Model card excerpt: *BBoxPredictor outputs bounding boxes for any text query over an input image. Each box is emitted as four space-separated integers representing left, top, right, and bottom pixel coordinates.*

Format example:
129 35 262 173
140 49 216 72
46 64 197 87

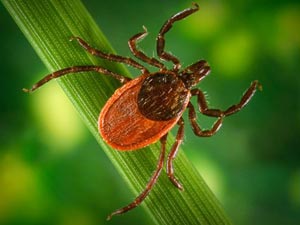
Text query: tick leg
167 117 184 190
107 134 167 220
70 37 149 74
188 102 223 137
191 80 262 118
157 3 199 71
128 26 165 69
23 65 131 93
188 80 261 136
223 80 262 116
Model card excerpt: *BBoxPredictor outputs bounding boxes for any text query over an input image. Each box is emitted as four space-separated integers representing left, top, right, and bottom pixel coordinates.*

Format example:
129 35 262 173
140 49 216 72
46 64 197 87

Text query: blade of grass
2 0 232 224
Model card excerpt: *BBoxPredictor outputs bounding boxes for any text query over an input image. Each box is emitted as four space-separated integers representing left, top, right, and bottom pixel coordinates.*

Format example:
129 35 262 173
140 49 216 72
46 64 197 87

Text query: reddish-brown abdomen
98 75 189 151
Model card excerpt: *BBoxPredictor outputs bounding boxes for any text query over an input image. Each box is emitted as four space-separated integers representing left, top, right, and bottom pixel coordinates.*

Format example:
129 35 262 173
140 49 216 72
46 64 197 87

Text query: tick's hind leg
23 65 131 93
167 118 185 190
157 3 199 71
70 37 149 74
107 134 168 220
128 26 165 69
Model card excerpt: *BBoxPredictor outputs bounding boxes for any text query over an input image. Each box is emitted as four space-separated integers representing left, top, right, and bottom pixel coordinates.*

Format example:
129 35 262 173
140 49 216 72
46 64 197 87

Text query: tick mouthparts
199 65 210 76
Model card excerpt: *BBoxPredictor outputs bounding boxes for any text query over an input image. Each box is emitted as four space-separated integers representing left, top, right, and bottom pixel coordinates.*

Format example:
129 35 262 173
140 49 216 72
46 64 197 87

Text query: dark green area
0 0 299 225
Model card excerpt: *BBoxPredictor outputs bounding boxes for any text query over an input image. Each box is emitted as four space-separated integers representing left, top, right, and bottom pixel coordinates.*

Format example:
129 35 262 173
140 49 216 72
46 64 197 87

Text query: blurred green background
0 0 299 225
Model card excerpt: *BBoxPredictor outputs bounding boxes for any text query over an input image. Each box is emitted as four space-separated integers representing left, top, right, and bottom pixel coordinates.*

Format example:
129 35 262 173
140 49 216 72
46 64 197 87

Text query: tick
23 3 261 220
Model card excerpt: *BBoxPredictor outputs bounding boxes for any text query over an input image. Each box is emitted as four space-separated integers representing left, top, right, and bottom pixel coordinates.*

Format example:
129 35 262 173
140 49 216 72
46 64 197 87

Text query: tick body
24 3 261 220
99 71 190 150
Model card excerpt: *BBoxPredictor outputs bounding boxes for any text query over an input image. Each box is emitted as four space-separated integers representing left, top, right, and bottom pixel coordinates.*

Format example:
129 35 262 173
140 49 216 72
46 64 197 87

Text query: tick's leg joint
71 36 149 74
188 80 261 136
128 27 165 69
167 117 185 191
188 102 223 137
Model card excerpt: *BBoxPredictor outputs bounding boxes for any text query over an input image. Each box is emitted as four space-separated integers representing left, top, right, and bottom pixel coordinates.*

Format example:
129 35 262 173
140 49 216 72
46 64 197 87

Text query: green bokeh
0 0 299 225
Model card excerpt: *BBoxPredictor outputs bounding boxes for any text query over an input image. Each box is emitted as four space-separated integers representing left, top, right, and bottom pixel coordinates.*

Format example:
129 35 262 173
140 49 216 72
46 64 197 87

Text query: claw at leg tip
258 83 263 91
142 25 148 32
107 211 119 221
106 215 112 221
192 2 199 9
171 179 184 191
255 80 263 91
177 184 184 191
22 88 30 93
69 36 76 42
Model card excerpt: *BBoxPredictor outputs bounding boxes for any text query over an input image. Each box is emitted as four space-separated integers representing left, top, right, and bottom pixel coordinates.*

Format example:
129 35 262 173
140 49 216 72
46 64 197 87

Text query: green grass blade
2 0 232 224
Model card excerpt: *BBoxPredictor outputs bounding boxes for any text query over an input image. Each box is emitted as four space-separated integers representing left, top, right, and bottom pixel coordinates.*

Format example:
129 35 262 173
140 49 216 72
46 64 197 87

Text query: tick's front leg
23 65 131 93
156 3 199 71
71 36 149 74
191 80 262 117
128 26 164 69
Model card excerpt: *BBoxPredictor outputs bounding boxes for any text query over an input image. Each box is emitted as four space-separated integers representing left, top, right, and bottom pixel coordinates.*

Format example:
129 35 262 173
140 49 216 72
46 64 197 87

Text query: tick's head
180 60 210 89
